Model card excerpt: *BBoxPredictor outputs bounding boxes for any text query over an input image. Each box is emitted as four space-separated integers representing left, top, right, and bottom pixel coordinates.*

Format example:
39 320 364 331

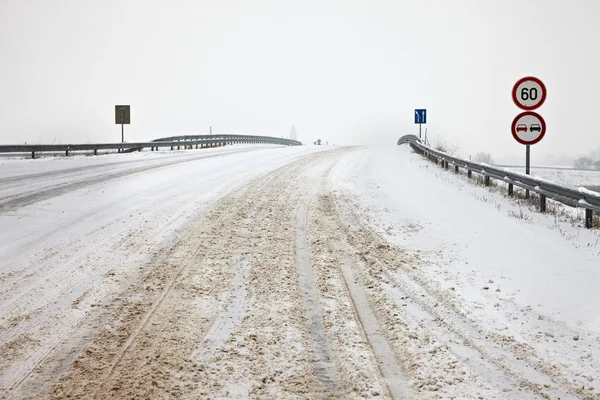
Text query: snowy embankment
330 145 600 399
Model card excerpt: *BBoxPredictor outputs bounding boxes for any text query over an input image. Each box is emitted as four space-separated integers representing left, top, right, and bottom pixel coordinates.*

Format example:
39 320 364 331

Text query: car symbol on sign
516 124 528 132
530 124 541 133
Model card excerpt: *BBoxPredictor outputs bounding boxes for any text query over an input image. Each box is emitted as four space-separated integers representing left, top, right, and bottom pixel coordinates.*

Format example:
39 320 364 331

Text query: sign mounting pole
115 105 131 153
414 109 427 140
121 108 124 144
526 145 531 199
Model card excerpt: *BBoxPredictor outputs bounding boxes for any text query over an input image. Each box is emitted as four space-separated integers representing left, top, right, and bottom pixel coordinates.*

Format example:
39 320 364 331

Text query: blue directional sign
414 109 427 124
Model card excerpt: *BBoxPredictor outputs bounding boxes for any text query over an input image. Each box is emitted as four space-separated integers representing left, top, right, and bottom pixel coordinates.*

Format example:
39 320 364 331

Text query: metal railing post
540 194 546 212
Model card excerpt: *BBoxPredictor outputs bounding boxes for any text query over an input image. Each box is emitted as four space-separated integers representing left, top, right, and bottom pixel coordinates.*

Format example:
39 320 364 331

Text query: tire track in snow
295 180 340 394
309 192 413 399
335 239 413 400
192 260 251 361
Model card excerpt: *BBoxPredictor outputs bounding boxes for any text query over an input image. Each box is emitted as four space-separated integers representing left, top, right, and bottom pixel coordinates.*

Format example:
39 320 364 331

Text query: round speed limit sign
512 77 547 110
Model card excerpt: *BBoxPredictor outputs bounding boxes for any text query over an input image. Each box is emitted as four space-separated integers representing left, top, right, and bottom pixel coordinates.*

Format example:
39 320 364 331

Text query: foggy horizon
1 0 599 164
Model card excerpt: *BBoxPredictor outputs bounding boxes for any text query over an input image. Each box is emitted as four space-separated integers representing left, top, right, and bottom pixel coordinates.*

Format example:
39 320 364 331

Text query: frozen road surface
1 145 599 399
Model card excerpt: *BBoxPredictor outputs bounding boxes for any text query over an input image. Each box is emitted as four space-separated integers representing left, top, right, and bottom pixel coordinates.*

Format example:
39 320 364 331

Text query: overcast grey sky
1 0 598 162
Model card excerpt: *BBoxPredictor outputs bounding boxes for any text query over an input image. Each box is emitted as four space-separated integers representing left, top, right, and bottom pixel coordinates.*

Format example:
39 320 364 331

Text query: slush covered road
1 145 599 399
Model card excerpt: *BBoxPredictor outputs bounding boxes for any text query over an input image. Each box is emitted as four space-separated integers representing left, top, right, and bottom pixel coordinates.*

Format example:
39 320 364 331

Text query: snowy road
1 145 599 399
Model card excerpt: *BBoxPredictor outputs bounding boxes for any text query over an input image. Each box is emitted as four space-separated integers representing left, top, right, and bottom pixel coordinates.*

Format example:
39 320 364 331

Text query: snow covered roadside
0 145 327 397
330 145 600 399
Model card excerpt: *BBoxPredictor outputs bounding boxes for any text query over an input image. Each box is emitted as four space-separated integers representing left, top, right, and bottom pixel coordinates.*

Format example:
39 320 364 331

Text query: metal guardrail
0 134 302 158
152 134 301 146
398 134 600 228
397 135 422 145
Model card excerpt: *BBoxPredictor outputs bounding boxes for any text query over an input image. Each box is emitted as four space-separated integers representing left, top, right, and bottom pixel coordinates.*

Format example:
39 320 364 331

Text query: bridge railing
398 134 600 228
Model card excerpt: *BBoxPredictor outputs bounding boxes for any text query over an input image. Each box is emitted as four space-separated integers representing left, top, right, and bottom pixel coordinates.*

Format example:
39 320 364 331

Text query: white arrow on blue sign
414 109 427 124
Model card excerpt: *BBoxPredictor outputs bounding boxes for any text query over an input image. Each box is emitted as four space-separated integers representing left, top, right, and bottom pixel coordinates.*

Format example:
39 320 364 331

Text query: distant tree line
573 157 600 170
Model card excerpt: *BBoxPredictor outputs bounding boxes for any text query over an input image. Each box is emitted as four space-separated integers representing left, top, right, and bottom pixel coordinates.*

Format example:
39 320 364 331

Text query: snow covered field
1 144 599 399
504 165 600 191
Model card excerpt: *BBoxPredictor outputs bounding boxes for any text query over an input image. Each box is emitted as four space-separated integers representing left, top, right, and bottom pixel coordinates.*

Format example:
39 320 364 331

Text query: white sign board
511 111 546 145
512 77 547 110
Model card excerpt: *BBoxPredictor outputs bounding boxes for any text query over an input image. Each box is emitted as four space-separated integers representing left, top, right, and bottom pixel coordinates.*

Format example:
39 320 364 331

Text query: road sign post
511 77 547 199
526 145 531 198
121 108 124 144
115 105 131 152
414 109 427 139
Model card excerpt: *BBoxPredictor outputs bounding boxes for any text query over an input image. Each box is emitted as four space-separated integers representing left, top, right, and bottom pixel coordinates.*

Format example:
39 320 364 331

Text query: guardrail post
467 170 472 178
31 151 35 159
445 161 449 170
94 149 97 155
65 149 69 157
586 209 593 228
508 183 513 196
485 176 490 186
454 165 459 173
540 194 546 212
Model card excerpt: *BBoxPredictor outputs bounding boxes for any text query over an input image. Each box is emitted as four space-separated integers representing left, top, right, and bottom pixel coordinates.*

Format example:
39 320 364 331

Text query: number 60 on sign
512 77 547 110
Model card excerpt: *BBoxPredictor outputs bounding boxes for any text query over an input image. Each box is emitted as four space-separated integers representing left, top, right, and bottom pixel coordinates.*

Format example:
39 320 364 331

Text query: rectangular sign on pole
115 105 131 124
115 105 130 147
414 109 427 124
